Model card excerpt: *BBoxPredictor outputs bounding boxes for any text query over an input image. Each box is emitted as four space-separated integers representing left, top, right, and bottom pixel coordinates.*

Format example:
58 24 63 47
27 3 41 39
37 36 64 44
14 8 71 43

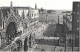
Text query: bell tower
35 4 37 9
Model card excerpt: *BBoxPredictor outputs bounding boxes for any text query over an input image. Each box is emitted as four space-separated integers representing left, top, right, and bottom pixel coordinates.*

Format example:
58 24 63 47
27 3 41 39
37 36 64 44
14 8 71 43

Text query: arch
6 22 17 45
24 38 28 51
5 15 19 32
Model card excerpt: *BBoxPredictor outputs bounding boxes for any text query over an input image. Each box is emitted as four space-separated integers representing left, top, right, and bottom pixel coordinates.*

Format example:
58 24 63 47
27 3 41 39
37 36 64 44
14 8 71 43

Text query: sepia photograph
0 0 80 52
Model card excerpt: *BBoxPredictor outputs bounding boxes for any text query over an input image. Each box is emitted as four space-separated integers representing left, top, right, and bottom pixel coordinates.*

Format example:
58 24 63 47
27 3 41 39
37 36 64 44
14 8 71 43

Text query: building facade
0 2 39 51
72 2 79 47
63 11 72 47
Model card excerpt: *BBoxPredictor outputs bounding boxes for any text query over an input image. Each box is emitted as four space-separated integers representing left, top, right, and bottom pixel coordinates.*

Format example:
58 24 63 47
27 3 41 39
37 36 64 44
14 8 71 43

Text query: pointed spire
15 8 19 15
22 10 25 19
58 15 59 24
10 1 14 15
10 1 13 7
1 7 3 18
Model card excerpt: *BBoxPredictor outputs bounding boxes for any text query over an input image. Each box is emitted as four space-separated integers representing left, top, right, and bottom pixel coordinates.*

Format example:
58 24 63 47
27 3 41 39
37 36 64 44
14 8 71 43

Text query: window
77 20 79 22
73 12 75 14
77 27 79 30
69 39 71 44
70 16 72 19
29 13 31 17
77 4 79 7
77 12 79 15
77 22 79 28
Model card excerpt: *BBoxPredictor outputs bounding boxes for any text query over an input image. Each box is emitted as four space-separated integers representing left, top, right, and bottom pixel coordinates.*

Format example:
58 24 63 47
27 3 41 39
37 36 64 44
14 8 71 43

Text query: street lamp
72 31 73 52
54 37 56 50
64 27 66 52
65 33 66 52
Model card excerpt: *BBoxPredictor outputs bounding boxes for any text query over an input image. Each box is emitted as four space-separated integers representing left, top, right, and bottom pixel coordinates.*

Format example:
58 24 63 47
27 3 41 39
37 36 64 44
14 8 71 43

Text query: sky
0 0 80 10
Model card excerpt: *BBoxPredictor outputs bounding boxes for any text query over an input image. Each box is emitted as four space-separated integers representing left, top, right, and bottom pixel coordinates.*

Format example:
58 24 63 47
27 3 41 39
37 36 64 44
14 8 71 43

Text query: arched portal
6 22 17 45
24 38 28 51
